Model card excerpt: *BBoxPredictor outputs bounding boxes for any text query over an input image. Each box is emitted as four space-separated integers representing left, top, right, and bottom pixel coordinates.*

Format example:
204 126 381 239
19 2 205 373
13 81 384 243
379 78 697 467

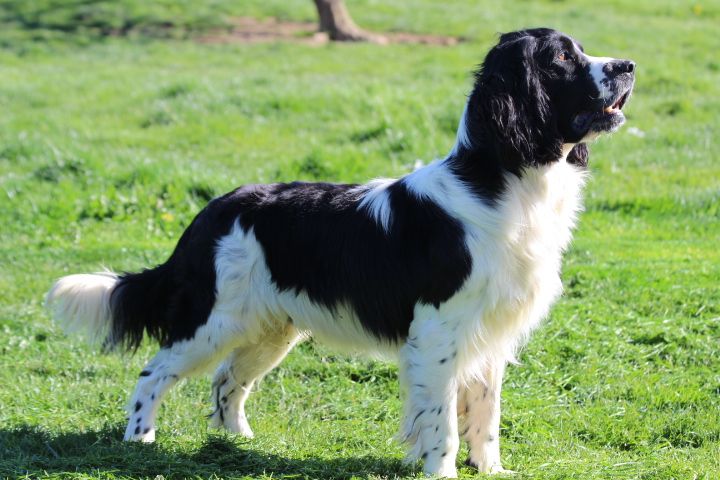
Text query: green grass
1 1 719 478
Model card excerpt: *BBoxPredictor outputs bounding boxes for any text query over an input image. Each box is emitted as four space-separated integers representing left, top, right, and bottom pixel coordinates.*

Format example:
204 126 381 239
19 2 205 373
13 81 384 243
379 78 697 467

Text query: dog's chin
572 109 626 138
572 88 632 138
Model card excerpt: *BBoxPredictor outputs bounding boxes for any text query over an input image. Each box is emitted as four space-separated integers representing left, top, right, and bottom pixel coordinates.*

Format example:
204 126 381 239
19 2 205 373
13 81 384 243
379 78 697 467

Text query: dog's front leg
457 360 512 474
399 311 460 478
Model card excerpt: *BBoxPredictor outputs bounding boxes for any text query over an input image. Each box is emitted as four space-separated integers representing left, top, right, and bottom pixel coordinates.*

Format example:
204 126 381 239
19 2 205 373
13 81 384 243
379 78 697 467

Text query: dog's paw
424 456 458 478
209 410 254 438
123 426 155 443
465 457 515 475
225 416 255 438
424 465 458 478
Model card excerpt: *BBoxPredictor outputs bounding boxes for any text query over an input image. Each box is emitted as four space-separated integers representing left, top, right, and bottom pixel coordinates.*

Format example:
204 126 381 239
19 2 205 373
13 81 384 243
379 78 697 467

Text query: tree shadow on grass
0 424 416 479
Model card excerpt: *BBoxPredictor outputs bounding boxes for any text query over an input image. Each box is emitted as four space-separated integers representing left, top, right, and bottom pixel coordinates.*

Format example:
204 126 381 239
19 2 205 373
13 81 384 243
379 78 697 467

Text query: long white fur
45 272 118 345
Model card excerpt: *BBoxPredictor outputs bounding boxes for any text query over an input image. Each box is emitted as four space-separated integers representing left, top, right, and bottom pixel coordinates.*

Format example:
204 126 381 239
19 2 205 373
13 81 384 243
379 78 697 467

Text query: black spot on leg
460 426 469 436
139 370 151 377
241 381 247 387
421 452 428 460
214 381 227 423
433 447 439 451
441 452 447 457
134 401 142 412
439 358 447 364
409 409 425 432
221 396 227 404
437 406 442 415
488 435 496 442
476 428 481 434
483 386 489 399
465 457 479 469
151 394 155 400
143 428 150 434
136 417 141 424
134 426 140 435
465 404 470 414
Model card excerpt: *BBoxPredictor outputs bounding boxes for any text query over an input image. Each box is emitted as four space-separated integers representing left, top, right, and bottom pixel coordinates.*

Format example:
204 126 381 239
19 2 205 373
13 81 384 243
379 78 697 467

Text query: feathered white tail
45 272 119 345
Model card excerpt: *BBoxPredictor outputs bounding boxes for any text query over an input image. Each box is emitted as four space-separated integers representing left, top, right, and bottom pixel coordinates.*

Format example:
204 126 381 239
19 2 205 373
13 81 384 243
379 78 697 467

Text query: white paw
123 426 155 443
226 416 254 438
434 466 458 478
488 465 515 475
466 458 515 475
424 458 458 478
209 411 254 438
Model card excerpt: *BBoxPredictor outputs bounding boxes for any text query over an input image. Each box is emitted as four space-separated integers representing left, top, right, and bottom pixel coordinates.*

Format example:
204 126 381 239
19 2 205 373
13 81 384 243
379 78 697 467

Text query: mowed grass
1 1 719 478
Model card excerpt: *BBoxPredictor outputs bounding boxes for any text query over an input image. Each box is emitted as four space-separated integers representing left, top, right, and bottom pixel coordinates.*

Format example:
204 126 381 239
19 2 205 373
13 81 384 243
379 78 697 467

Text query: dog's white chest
503 160 586 275
457 160 587 364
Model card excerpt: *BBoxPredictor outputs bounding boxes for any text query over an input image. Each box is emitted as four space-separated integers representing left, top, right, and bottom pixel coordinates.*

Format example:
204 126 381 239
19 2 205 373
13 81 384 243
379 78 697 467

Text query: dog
46 28 635 477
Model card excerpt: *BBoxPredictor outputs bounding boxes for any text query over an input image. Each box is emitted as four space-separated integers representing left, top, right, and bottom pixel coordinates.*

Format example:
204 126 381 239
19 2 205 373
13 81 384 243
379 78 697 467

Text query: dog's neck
443 97 565 203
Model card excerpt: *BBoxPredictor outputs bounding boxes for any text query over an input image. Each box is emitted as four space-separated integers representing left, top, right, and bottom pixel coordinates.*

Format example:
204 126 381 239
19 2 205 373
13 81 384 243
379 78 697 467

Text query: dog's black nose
607 60 635 75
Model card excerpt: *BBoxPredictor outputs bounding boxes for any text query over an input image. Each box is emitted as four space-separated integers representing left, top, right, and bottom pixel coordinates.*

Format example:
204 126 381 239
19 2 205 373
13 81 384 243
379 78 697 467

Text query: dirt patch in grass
197 17 462 46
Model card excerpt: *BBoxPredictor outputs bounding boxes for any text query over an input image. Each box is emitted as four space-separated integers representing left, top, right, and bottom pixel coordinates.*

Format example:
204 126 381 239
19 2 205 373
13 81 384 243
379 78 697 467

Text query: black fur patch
237 181 471 341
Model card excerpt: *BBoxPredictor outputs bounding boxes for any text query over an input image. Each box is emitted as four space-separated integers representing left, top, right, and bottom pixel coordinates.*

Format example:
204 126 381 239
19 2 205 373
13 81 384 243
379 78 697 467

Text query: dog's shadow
1 424 417 479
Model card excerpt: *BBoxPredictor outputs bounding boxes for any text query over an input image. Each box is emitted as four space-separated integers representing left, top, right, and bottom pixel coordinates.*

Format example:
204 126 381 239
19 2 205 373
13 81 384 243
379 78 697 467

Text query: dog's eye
557 51 570 62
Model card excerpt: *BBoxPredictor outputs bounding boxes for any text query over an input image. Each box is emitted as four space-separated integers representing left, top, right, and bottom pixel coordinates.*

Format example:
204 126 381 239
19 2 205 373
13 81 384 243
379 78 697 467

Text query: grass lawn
1 1 719 478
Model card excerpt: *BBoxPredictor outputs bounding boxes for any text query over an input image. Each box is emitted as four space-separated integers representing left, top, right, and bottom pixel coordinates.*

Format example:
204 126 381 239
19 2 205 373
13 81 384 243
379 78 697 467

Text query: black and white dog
47 28 634 477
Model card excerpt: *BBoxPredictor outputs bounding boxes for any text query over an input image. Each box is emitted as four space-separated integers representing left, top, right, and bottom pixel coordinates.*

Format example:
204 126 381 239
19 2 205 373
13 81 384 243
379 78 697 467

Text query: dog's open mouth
602 90 630 116
573 87 633 135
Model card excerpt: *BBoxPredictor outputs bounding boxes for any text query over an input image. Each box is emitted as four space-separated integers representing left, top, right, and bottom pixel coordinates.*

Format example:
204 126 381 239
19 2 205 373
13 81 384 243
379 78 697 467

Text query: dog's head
468 28 635 167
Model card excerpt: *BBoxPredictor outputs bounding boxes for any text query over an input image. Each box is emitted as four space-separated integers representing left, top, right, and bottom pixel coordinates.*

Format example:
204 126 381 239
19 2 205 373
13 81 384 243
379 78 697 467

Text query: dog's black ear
473 34 556 168
567 143 589 167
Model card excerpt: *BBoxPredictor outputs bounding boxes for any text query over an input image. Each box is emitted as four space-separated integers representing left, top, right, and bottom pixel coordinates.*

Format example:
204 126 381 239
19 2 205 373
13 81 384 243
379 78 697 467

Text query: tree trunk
312 0 386 43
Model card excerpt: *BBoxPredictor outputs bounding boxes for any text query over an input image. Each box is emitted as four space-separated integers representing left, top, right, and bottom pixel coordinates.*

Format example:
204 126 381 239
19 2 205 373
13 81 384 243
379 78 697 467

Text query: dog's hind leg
123 350 180 442
123 312 246 442
209 321 302 437
399 309 460 478
457 360 512 474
